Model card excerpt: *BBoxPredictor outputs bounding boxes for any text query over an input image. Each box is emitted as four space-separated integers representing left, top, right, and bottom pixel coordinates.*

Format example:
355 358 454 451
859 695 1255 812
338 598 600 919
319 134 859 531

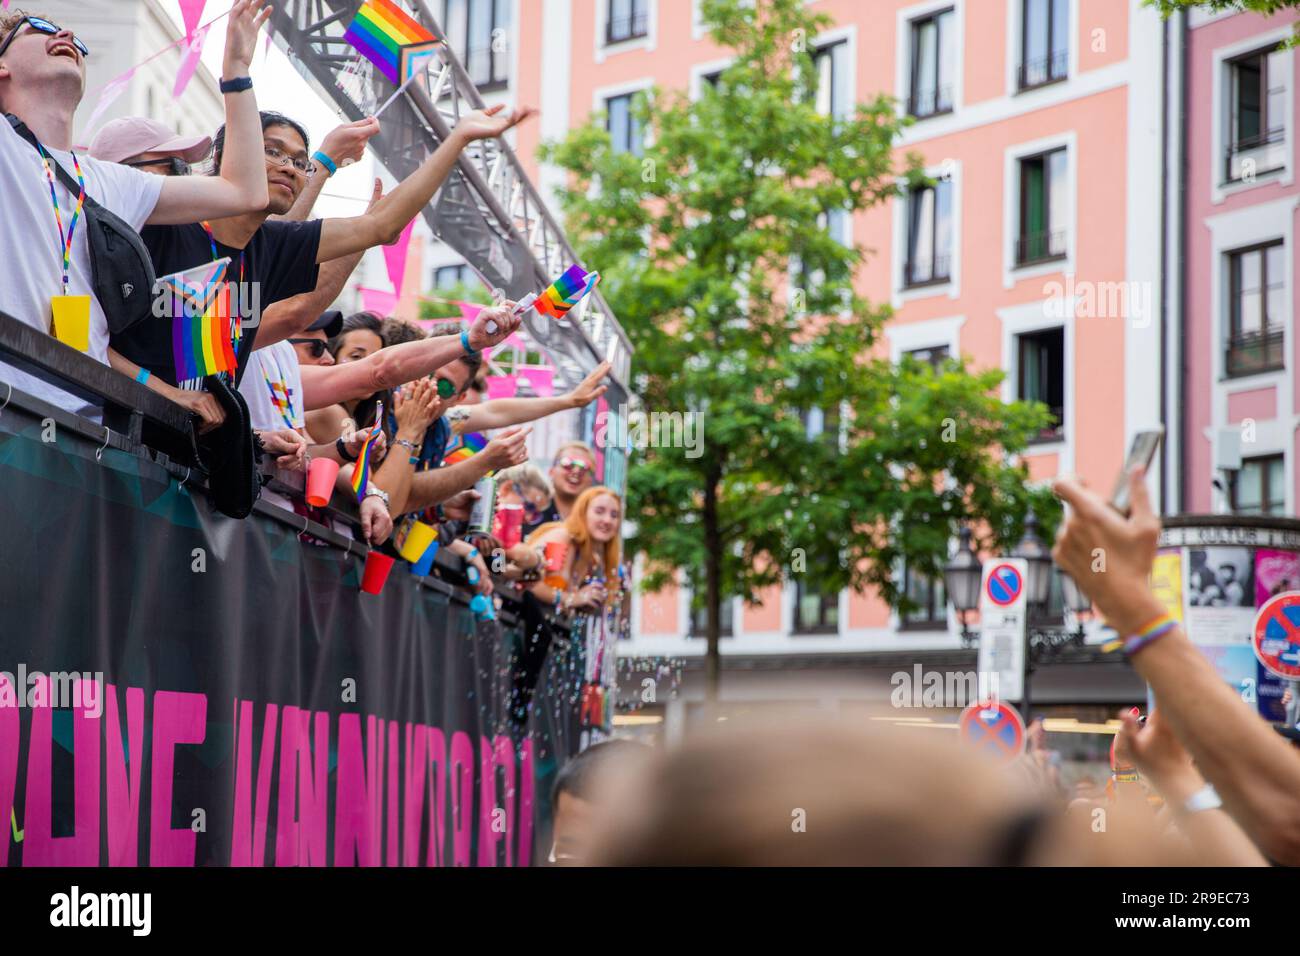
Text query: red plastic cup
305 456 340 508
360 551 396 595
495 504 524 549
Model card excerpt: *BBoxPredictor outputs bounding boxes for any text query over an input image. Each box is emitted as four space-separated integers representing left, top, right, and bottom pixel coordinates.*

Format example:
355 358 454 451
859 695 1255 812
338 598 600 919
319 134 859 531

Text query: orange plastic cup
305 457 340 507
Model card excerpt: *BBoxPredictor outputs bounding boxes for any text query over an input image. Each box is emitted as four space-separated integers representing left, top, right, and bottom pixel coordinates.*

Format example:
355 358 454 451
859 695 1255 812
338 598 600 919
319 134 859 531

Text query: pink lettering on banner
24 675 100 866
335 713 383 866
0 675 18 867
517 737 534 869
402 723 426 867
276 707 329 867
478 735 496 867
150 690 206 866
425 727 447 867
493 735 517 868
105 685 145 867
450 731 474 867
231 700 278 867
386 719 399 866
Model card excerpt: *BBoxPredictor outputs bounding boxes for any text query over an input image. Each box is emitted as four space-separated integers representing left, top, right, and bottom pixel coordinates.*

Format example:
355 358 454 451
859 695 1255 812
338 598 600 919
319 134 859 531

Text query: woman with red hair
525 486 623 615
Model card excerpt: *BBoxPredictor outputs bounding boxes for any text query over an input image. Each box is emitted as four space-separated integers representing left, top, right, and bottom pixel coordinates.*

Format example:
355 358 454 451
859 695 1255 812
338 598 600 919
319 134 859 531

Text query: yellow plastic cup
51 295 92 352
399 520 438 563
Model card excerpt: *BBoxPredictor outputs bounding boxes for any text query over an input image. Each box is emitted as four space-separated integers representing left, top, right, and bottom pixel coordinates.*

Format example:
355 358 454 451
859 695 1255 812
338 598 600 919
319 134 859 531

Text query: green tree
544 0 1060 697
1146 0 1300 42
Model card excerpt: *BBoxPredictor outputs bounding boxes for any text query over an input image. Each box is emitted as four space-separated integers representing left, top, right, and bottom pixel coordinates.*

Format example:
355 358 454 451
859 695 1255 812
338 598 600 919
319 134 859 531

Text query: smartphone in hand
1110 427 1164 516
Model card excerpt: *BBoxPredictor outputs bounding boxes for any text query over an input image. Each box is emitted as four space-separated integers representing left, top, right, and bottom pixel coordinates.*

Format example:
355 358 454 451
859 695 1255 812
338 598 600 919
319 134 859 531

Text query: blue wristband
135 368 151 385
460 329 477 355
311 150 337 176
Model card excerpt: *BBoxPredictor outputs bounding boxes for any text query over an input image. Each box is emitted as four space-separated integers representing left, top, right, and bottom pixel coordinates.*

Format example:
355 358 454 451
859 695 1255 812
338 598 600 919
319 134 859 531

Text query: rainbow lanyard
259 349 297 430
36 143 86 296
199 221 246 378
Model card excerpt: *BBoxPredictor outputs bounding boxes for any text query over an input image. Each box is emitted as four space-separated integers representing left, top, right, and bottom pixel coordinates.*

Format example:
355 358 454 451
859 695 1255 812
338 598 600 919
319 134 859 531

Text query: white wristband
1183 784 1222 814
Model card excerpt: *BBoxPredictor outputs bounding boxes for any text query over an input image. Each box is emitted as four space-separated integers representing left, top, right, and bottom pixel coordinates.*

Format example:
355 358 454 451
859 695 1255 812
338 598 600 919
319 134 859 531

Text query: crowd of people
0 2 626 620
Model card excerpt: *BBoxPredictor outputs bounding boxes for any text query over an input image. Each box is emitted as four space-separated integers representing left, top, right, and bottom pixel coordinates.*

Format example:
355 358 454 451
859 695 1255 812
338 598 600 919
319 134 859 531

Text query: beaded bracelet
1104 612 1178 658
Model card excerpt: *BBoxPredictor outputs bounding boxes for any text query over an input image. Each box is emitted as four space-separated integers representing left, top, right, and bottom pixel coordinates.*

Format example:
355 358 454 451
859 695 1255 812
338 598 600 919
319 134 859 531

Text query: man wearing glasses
0 3 271 416
524 441 599 537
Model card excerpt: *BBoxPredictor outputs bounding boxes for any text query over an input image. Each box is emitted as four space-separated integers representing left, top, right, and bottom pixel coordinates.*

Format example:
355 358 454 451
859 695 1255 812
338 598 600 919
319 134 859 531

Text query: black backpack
7 114 158 334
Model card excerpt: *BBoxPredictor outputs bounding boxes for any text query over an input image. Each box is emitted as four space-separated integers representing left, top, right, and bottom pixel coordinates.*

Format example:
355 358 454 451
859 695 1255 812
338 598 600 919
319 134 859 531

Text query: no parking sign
958 700 1026 763
1253 591 1300 680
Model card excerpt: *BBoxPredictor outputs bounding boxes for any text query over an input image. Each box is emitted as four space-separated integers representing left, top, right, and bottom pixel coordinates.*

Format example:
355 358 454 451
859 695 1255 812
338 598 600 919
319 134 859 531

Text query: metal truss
266 0 634 405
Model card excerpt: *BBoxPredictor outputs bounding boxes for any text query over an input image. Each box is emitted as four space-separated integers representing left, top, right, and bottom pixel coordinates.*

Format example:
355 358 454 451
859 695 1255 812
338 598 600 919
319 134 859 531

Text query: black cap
310 310 343 338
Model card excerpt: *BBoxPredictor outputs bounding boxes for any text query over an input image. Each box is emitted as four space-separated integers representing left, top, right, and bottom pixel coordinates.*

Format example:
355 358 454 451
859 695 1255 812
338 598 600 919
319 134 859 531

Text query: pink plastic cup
495 504 524 549
360 551 396 595
305 457 340 508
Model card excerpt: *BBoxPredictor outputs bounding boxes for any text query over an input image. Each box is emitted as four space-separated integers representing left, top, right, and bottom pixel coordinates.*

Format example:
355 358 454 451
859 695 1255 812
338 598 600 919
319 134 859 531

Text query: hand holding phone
1110 428 1164 516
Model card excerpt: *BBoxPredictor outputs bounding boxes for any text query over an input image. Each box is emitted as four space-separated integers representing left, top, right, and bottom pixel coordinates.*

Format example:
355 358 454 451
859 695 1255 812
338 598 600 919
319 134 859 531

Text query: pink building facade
1174 7 1300 517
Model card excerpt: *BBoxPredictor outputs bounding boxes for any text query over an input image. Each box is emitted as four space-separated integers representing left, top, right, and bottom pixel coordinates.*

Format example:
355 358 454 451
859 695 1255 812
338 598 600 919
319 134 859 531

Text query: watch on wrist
363 486 390 508
219 76 253 94
336 436 357 462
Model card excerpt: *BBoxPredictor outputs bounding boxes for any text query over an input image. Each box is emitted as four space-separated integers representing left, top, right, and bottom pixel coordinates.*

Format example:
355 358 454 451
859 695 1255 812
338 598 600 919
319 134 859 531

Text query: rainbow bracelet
1118 613 1178 658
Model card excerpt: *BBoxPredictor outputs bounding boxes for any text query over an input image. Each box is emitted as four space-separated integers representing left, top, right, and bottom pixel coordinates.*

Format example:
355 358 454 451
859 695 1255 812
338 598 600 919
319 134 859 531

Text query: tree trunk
703 469 722 702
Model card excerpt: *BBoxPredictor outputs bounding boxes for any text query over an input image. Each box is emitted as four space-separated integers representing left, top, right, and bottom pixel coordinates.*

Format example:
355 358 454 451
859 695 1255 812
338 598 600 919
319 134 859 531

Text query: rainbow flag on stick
351 403 385 502
535 265 601 320
443 431 487 466
344 0 441 86
163 259 237 381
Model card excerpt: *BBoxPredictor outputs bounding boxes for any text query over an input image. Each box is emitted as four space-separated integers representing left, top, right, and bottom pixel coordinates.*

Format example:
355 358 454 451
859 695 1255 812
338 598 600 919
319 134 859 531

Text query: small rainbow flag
344 0 441 86
351 403 384 502
163 260 237 381
536 265 601 320
443 431 487 466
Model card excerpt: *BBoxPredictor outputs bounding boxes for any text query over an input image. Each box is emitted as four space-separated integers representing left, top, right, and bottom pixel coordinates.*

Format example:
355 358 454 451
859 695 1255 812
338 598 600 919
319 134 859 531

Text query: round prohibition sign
985 563 1023 607
958 700 1026 763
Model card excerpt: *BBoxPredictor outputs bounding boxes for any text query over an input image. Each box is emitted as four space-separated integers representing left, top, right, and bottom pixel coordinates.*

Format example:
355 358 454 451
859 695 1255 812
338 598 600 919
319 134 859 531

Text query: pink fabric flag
515 366 555 397
486 376 517 401
81 69 137 146
178 0 207 38
173 24 210 99
358 287 399 316
382 220 416 294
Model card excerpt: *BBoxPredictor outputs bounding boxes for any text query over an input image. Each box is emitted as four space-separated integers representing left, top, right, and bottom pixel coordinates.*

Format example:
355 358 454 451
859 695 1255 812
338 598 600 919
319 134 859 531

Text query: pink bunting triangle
358 287 399 317
382 220 416 294
178 0 207 39
81 69 137 145
173 23 210 99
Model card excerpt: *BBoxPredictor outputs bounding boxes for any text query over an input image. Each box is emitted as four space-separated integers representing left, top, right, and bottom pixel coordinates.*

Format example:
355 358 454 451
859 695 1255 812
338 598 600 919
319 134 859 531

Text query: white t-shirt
0 118 163 414
239 339 306 433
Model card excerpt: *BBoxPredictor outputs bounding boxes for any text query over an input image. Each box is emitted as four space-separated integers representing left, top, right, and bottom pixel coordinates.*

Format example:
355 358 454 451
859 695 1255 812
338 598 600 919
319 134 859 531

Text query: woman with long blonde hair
525 486 622 614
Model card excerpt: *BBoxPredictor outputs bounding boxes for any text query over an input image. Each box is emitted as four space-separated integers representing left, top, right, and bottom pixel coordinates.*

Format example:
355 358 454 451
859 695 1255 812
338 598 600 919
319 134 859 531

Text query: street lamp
942 525 983 646
1011 509 1053 614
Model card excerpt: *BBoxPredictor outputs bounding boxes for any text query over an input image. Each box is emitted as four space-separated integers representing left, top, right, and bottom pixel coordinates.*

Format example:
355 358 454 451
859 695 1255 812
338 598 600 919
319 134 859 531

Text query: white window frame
593 76 655 155
810 24 857 121
689 56 733 101
1002 131 1076 290
596 0 657 63
997 298 1075 472
891 160 962 307
1210 27 1295 205
1005 0 1079 98
895 0 965 123
885 314 966 364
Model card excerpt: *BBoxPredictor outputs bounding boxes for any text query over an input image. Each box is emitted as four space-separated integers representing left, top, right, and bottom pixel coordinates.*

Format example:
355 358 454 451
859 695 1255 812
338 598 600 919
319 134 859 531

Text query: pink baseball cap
88 117 212 166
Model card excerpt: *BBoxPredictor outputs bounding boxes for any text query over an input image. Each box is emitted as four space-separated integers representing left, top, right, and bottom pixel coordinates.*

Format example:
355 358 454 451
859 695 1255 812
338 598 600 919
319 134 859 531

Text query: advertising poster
1183 547 1255 645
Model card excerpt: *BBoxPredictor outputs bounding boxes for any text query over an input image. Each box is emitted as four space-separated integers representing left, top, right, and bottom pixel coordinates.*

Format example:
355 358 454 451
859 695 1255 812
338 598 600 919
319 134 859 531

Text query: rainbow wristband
1120 613 1178 658
1112 768 1140 783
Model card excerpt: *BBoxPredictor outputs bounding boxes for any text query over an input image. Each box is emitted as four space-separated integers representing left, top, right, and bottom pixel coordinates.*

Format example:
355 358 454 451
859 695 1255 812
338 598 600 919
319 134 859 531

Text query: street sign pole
976 558 1030 719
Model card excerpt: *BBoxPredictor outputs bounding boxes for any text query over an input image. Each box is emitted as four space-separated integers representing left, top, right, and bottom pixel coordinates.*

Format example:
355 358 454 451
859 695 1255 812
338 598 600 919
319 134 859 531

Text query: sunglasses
126 156 190 176
288 338 329 358
557 456 593 475
435 377 457 400
0 17 90 61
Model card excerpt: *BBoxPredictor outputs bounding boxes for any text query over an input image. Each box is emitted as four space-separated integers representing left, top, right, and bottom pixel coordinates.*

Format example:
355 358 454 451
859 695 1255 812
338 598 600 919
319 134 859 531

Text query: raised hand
451 104 538 144
482 426 531 471
565 360 611 409
467 303 522 351
224 0 272 75
318 117 381 171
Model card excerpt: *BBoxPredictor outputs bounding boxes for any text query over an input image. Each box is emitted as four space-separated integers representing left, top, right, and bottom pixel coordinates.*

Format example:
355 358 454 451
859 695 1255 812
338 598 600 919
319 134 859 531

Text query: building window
1234 454 1285 515
443 0 510 90
606 91 645 156
606 0 649 45
1226 47 1286 183
901 563 947 628
434 264 474 289
905 178 953 287
1226 240 1285 378
1019 0 1068 91
1016 327 1065 442
794 580 839 634
906 344 950 371
813 39 850 120
1015 147 1068 266
801 403 842 450
908 8 955 119
689 597 734 637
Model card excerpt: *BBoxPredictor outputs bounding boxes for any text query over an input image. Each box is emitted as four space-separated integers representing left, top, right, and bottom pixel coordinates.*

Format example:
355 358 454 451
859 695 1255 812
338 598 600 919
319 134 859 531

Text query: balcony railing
607 11 649 45
904 253 952 289
1226 326 1285 378
1225 126 1286 183
908 84 954 119
1015 228 1067 267
1018 50 1069 91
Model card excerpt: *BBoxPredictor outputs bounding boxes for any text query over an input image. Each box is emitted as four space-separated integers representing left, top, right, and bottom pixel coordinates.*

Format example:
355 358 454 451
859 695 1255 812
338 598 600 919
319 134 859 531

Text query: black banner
0 395 581 866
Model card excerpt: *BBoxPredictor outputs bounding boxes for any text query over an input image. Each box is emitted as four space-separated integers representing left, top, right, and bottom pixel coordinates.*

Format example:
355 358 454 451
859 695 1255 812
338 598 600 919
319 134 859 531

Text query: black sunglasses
0 17 90 61
126 156 190 176
288 338 329 358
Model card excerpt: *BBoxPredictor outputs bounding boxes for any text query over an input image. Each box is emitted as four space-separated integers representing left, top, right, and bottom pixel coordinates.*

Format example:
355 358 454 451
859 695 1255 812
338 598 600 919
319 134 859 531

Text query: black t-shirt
111 218 323 387
523 502 562 540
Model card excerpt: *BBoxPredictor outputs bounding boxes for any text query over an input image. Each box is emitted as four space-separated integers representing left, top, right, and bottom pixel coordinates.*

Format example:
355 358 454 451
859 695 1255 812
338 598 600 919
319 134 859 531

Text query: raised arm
460 360 610 431
298 304 521 411
274 118 380 224
313 105 536 263
1052 468 1300 864
147 0 270 225
402 426 530 514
